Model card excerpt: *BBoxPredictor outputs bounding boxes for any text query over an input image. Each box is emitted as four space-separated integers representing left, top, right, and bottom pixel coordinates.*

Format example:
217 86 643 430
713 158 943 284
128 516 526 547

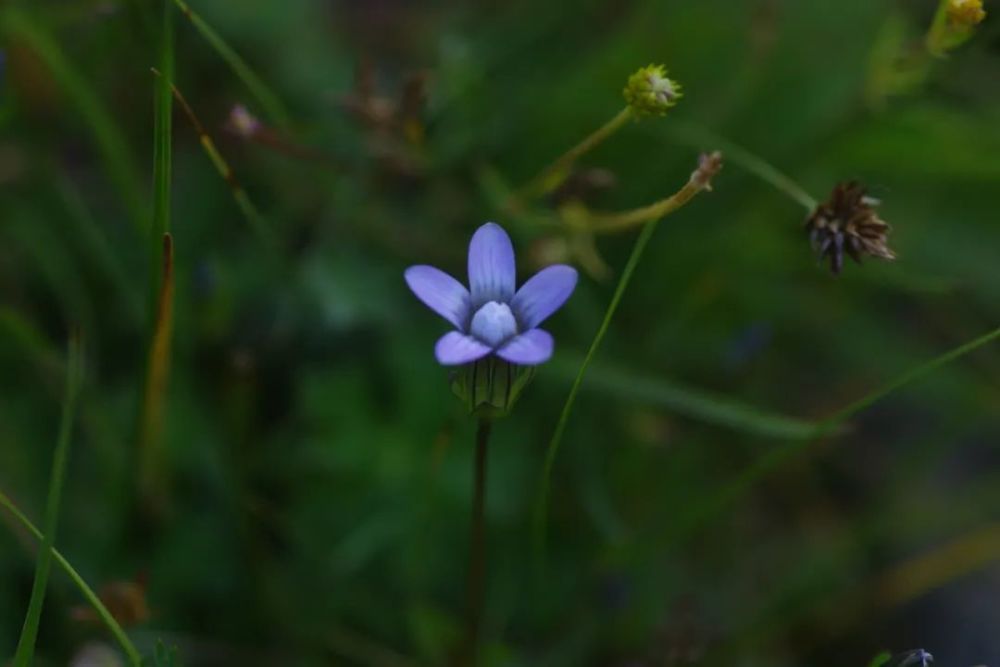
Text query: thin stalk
0 489 142 666
151 0 174 262
665 324 1000 547
462 418 492 664
173 0 292 130
151 68 277 246
924 0 969 57
532 154 720 571
521 107 633 199
585 171 719 233
532 220 657 572
12 333 84 666
667 122 817 211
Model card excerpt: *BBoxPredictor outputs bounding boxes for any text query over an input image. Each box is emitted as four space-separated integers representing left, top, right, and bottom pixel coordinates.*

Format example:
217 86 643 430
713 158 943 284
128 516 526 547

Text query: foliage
1 0 998 665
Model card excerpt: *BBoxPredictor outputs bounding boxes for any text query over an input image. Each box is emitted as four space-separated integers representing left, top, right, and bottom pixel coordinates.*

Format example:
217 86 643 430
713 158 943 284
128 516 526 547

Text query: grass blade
12 332 84 666
138 234 176 511
0 8 147 233
137 1 176 512
151 0 175 257
153 69 277 246
173 0 292 130
532 154 720 571
0 488 142 666
663 324 1000 547
549 357 822 440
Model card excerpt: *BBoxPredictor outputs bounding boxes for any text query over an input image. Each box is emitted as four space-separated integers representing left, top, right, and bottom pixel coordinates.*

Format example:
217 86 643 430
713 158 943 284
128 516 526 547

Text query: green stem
173 0 293 130
0 488 142 667
667 324 1000 546
463 418 492 665
925 0 952 56
154 68 278 247
522 107 633 198
12 334 84 666
532 219 658 572
584 171 714 234
532 154 719 572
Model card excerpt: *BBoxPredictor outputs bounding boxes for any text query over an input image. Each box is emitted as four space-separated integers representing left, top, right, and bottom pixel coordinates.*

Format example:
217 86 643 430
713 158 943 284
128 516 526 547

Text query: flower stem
584 171 715 234
13 332 84 667
463 418 492 664
925 0 953 56
521 107 633 199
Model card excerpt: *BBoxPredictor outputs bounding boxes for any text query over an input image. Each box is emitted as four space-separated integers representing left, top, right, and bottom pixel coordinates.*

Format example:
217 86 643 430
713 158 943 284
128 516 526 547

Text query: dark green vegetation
1 1 999 665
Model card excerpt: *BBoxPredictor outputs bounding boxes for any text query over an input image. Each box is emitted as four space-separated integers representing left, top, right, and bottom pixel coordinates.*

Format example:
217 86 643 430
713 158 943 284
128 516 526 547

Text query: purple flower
405 222 577 366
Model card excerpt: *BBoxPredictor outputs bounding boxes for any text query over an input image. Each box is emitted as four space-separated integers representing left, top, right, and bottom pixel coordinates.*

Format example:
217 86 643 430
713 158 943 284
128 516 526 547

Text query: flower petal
496 329 553 366
405 265 471 330
468 222 516 305
435 331 492 365
511 265 577 329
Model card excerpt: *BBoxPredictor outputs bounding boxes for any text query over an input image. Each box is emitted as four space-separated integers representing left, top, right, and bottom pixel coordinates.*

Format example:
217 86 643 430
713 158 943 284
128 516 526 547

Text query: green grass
2 1 999 664
0 487 142 666
0 7 147 234
11 334 84 666
135 0 176 512
173 0 292 130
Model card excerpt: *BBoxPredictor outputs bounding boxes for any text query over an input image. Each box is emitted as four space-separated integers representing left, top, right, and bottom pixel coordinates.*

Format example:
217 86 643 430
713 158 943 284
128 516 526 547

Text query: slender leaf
0 8 146 233
173 0 292 130
12 333 84 666
549 357 823 440
0 488 142 666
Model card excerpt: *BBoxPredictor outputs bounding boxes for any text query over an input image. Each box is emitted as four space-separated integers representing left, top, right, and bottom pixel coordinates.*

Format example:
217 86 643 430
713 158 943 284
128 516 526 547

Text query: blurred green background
1 0 999 665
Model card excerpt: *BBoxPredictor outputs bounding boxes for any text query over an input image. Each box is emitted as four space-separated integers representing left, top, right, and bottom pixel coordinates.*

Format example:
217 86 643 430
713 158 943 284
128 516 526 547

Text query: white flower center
469 301 518 348
648 73 676 104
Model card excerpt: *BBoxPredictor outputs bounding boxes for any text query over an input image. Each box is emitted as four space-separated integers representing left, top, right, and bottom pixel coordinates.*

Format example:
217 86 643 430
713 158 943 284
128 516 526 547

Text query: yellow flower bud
947 0 987 27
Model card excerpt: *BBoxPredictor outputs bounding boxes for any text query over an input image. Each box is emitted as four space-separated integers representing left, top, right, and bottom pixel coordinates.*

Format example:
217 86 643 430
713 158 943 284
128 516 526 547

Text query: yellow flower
947 0 987 27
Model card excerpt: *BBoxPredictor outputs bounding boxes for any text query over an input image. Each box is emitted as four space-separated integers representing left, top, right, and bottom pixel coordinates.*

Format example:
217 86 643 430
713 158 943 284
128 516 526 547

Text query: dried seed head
805 181 896 275
623 64 682 116
689 151 724 191
947 0 987 27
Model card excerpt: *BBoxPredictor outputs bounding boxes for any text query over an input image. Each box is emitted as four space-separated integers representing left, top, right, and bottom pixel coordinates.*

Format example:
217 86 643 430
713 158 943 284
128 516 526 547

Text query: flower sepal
451 357 536 419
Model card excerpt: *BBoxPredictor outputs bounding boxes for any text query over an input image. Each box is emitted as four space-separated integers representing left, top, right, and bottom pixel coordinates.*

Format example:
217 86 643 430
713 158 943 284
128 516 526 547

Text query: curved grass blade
549 357 822 440
0 488 142 666
173 0 292 130
663 324 1000 547
0 8 147 233
12 333 84 666
532 155 720 571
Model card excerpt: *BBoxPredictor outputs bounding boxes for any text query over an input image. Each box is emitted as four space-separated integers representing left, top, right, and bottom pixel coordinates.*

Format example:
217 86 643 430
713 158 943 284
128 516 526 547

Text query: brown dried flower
806 181 896 275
